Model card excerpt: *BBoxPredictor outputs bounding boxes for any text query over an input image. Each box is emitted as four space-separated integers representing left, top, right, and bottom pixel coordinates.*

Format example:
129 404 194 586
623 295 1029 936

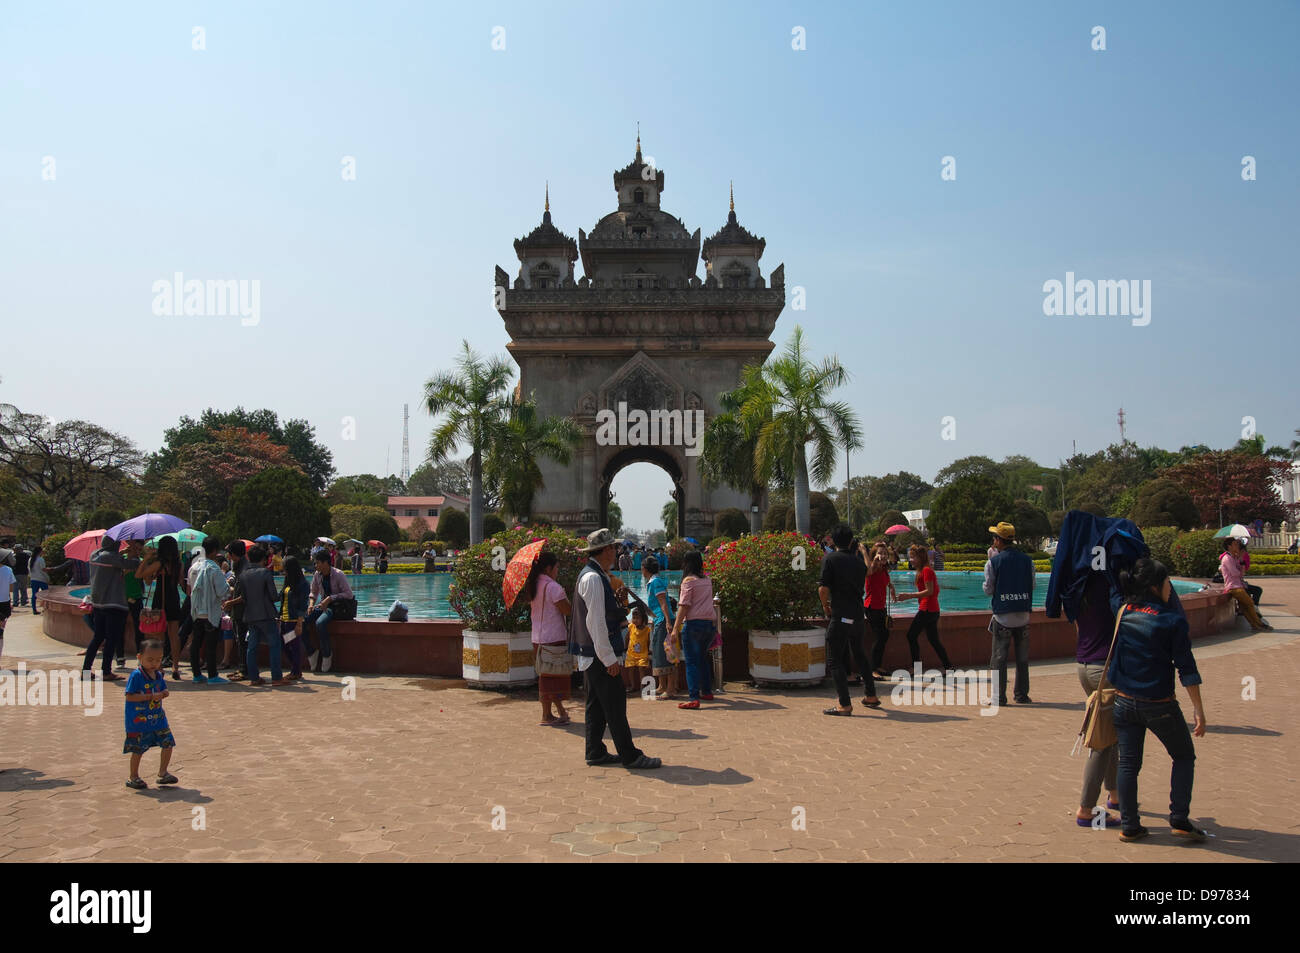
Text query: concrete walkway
2 583 1297 862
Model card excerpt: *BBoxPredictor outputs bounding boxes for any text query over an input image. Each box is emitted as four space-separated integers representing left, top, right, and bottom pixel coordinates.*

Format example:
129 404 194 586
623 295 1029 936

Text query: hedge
1170 530 1221 578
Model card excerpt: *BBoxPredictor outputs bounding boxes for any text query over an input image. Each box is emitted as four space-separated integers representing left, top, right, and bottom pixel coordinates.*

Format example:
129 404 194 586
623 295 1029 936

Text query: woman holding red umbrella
526 552 573 726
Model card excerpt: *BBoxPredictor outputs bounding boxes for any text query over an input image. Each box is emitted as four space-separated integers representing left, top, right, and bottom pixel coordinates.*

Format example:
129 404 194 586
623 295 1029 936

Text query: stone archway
600 446 686 539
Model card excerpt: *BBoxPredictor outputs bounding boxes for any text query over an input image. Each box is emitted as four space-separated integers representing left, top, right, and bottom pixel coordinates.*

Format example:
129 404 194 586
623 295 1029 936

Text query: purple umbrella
106 512 191 541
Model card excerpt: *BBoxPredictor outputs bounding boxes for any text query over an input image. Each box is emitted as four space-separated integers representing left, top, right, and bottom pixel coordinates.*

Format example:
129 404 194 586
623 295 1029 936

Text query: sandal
861 697 883 709
1171 825 1207 842
156 773 178 785
125 778 148 790
1076 813 1120 827
678 700 700 709
554 715 571 726
823 706 852 716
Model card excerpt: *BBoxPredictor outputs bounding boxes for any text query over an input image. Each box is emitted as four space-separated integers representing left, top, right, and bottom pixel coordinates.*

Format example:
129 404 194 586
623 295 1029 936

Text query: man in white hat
573 529 660 769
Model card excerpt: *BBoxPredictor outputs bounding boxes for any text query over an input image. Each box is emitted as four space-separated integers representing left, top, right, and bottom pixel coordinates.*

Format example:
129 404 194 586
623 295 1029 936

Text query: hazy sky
3 1 1297 533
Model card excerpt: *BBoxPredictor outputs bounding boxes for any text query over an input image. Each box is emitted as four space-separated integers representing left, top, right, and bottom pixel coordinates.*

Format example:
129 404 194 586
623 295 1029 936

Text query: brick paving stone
3 601 1299 863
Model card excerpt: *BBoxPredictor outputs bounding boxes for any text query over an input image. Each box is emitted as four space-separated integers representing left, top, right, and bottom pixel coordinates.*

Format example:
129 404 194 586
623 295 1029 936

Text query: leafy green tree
933 455 1001 488
0 407 144 514
424 341 514 545
702 377 788 534
406 460 471 497
225 467 331 549
326 474 393 507
405 515 431 541
486 397 581 523
151 407 334 491
358 511 402 546
438 508 470 549
1233 433 1291 459
329 504 392 539
483 512 508 536
606 500 624 535
1009 499 1052 544
928 474 1014 544
1129 478 1200 530
736 326 862 535
83 508 127 532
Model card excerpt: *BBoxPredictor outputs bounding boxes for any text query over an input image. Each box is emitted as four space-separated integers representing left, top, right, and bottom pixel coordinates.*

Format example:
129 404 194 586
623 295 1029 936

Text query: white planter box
749 628 825 687
462 630 537 688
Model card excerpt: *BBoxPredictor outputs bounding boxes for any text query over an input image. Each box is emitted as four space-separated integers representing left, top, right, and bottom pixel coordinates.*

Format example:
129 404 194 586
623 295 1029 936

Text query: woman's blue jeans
1114 694 1196 832
682 620 715 701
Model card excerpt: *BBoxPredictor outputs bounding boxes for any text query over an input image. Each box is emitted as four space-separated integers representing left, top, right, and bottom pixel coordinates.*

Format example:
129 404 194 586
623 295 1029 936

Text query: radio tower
401 404 411 481
1117 406 1127 442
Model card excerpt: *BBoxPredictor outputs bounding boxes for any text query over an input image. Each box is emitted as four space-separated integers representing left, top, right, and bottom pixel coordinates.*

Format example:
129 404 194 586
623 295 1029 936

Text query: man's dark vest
572 559 627 658
991 548 1034 615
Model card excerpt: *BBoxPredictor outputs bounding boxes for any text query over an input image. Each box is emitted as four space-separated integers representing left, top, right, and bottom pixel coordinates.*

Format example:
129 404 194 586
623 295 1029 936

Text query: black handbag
331 597 358 621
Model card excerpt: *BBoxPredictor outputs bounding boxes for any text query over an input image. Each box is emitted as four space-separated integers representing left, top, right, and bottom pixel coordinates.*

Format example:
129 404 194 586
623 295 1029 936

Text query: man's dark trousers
584 661 643 765
990 620 1030 703
190 618 220 679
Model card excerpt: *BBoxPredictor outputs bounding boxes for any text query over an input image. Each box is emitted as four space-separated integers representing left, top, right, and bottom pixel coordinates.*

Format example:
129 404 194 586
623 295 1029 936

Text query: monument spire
635 121 641 160
545 180 549 213
729 180 734 212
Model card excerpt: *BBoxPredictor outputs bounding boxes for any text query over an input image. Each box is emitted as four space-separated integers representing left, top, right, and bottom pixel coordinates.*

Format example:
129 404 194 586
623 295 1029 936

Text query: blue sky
3 0 1297 532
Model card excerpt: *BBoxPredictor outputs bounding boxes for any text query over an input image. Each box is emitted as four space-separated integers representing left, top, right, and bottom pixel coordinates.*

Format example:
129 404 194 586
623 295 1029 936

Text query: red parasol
366 539 388 549
64 529 107 562
502 539 547 609
884 524 913 535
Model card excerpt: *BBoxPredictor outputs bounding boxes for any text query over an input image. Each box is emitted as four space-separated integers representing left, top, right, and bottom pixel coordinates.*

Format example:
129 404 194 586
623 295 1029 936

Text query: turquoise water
70 573 1202 621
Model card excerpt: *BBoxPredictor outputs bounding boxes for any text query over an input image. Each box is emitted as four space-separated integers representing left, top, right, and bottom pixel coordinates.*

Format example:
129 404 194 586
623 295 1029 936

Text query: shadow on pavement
1204 724 1282 737
647 765 753 786
0 768 76 792
137 786 214 804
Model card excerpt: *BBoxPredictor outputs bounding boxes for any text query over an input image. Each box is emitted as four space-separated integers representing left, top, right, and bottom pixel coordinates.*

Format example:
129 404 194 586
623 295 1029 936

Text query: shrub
713 507 749 538
782 492 840 539
405 516 431 541
928 475 1014 544
707 535 733 549
763 503 791 533
330 504 393 539
665 538 695 570
483 512 507 537
706 531 823 632
876 509 908 536
448 526 586 632
41 531 78 584
439 509 470 549
1142 526 1181 568
1170 529 1221 578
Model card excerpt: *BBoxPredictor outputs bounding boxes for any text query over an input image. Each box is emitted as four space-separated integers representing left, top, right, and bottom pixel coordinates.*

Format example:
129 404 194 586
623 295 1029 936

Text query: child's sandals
125 778 148 789
156 773 178 785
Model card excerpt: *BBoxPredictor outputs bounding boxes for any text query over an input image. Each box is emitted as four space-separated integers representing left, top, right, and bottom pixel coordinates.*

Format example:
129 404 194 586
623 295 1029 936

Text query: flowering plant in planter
449 526 587 632
704 531 824 632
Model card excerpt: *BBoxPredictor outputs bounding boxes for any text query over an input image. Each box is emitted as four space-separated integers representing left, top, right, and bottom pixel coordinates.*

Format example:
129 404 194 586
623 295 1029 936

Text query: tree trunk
469 449 484 545
794 448 811 535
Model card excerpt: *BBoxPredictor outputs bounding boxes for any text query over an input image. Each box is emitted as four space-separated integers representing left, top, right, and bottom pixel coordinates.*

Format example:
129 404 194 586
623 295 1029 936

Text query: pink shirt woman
678 574 715 621
530 573 569 645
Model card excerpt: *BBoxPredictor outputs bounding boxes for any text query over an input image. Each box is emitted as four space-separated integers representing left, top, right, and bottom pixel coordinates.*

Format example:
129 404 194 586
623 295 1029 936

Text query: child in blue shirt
123 639 177 789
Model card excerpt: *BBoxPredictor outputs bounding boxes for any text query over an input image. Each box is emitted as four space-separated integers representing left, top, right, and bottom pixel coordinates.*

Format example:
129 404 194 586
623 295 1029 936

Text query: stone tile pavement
3 581 1299 863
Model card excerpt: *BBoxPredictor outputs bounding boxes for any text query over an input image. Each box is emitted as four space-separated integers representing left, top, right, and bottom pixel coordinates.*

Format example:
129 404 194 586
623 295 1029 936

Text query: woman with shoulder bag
1109 558 1208 843
527 552 572 726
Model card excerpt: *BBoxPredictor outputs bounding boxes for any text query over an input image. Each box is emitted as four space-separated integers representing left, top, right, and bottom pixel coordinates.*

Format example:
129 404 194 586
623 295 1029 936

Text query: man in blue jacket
984 521 1036 705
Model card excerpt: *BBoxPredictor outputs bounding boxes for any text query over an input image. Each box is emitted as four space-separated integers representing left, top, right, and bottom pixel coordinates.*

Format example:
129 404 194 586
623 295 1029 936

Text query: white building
903 509 929 533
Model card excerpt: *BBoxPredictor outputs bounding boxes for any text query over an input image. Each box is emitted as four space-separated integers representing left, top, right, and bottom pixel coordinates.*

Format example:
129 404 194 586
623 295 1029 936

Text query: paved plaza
3 583 1299 863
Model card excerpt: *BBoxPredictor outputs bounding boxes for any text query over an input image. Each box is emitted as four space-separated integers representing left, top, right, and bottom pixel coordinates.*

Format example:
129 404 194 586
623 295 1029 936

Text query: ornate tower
494 137 786 538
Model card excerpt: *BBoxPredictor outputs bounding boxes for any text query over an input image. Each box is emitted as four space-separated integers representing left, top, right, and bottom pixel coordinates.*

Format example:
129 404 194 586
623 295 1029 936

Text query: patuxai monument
494 134 787 539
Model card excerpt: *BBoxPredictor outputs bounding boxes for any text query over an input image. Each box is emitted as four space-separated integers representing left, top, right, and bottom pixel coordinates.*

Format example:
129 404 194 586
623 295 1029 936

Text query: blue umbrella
255 534 284 544
107 512 190 541
683 537 699 545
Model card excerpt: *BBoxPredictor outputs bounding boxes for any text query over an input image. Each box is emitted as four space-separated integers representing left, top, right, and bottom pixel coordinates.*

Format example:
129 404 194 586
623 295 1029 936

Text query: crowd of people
77 536 358 687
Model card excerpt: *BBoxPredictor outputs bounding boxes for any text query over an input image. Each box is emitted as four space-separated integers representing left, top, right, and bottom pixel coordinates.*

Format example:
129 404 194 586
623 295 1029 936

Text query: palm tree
661 499 678 539
702 370 787 534
424 341 514 545
737 326 863 535
485 396 582 524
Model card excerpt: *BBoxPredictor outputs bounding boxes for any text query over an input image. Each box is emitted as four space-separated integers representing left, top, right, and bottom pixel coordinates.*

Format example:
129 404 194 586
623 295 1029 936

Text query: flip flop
554 716 571 726
861 698 883 709
823 707 852 716
1076 813 1120 827
1171 825 1208 842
